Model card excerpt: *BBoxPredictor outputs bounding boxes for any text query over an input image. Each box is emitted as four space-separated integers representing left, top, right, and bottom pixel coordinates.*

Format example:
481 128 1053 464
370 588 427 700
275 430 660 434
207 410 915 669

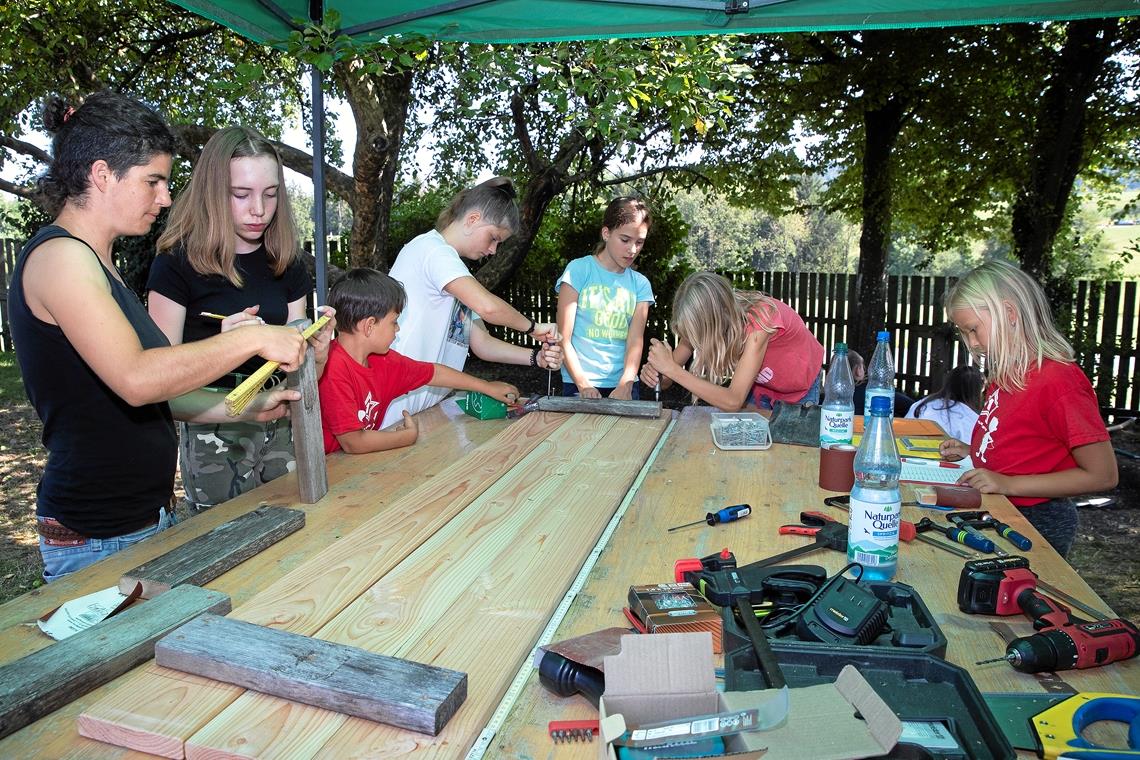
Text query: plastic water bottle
865 331 895 414
819 343 855 446
847 395 901 581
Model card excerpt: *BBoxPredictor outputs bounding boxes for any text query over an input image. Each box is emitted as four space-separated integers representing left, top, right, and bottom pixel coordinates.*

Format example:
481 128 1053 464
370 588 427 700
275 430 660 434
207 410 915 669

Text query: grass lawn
0 353 44 602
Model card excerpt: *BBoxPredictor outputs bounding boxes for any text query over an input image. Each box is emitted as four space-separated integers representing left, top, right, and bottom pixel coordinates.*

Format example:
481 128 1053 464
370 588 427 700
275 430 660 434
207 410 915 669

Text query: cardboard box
598 632 900 760
627 582 722 653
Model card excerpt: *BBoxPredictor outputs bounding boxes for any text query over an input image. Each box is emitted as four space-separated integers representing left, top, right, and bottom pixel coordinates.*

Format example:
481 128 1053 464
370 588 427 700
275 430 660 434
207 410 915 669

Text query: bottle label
819 410 854 445
847 494 900 567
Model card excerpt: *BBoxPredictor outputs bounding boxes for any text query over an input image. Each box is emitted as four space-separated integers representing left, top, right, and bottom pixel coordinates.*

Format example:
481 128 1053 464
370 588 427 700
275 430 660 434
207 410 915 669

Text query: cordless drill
975 588 1140 673
959 558 1140 673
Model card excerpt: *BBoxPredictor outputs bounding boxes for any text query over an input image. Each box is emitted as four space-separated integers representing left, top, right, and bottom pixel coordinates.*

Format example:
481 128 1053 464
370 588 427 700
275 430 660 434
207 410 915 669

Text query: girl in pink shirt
641 271 824 411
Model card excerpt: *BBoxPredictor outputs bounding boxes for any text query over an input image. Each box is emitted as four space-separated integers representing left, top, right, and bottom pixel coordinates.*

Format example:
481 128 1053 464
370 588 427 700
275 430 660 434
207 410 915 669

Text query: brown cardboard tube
818 444 857 492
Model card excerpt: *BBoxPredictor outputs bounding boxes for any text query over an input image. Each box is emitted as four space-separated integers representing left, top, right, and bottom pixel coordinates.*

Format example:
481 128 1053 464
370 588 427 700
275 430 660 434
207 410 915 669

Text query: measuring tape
464 415 677 760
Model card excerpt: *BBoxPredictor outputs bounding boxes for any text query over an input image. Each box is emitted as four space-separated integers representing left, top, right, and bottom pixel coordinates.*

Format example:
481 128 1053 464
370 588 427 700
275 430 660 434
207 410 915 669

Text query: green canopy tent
169 0 1140 298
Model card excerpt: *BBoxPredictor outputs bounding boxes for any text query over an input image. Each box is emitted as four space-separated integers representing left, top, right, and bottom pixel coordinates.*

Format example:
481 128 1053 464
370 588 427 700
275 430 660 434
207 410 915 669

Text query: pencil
200 312 226 320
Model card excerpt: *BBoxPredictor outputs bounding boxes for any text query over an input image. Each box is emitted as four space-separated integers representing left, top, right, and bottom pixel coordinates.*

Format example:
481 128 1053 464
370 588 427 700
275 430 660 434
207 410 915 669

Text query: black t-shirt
146 244 312 381
10 226 177 538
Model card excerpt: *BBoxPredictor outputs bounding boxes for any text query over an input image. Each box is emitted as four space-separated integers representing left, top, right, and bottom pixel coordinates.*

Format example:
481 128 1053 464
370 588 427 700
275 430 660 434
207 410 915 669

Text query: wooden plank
0 586 230 741
183 412 670 759
77 411 568 757
119 506 305 599
288 346 328 504
536 396 662 418
155 614 466 736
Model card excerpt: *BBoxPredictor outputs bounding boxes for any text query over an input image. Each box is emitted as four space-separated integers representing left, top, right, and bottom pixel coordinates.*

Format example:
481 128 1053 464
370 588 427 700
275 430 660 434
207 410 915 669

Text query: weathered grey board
0 585 230 740
536 396 663 418
155 613 467 736
119 505 305 598
289 344 328 503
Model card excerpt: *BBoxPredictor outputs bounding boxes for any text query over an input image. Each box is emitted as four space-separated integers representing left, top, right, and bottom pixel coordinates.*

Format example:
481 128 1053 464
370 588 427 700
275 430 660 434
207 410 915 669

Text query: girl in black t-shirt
148 126 334 511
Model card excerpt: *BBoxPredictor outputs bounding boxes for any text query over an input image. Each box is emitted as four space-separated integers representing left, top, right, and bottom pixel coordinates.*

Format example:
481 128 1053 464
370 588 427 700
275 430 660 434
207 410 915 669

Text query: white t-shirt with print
384 230 475 427
904 397 979 442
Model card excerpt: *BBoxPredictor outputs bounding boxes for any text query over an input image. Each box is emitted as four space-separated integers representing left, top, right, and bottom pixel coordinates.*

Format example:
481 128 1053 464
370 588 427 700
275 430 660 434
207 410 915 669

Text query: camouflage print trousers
178 418 295 511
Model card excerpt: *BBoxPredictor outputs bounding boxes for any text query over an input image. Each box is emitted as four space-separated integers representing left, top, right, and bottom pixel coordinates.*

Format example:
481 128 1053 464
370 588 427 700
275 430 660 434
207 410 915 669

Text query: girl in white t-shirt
905 364 984 442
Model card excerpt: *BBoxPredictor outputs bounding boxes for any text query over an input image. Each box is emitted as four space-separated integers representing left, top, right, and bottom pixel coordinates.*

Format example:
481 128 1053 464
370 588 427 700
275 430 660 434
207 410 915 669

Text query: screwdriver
668 504 752 532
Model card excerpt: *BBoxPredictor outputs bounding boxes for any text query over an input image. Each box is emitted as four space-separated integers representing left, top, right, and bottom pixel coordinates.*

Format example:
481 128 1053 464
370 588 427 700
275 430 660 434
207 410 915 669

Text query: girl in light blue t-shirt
556 197 655 399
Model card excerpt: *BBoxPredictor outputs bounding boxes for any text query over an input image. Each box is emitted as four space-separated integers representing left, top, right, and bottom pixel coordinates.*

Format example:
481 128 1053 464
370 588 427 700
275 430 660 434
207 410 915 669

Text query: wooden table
0 401 509 757
491 405 1140 757
1 404 1136 758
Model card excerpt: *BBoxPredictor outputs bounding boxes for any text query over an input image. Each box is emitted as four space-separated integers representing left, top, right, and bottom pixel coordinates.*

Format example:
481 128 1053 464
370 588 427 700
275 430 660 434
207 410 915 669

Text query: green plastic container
456 391 507 420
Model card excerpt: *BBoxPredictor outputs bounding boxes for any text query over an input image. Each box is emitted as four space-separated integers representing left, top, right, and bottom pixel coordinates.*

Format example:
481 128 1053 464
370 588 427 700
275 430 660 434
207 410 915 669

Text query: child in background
640 271 824 411
384 177 560 428
939 260 1117 557
149 126 334 511
849 347 915 416
319 269 519 455
905 364 984 442
557 197 654 399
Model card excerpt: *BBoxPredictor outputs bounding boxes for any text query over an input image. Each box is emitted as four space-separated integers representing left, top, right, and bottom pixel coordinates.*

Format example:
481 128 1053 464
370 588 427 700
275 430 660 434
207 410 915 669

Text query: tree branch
169 124 354 200
0 177 36 200
0 135 52 166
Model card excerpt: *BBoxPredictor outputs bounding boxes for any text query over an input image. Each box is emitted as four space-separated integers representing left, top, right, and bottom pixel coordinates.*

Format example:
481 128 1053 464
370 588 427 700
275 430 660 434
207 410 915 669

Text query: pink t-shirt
318 340 435 454
971 359 1107 507
745 298 824 404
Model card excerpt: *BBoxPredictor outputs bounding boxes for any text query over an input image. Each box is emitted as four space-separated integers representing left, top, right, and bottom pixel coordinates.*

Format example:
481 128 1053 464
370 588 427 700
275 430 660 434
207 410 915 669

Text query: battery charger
795 577 889 645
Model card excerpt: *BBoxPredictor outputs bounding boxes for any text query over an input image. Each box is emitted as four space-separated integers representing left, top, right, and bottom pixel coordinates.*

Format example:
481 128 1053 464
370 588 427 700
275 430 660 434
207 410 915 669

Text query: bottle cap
835 342 847 351
876 330 890 341
869 396 891 414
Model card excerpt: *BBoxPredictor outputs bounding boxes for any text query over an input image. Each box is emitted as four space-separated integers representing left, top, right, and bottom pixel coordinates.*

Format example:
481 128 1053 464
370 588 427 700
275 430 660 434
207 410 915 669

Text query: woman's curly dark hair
36 90 175 216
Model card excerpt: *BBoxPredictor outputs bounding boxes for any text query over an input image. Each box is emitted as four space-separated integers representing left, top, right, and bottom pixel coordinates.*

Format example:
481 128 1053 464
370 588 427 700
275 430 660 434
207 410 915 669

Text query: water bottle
865 331 895 414
819 343 855 446
847 395 901 581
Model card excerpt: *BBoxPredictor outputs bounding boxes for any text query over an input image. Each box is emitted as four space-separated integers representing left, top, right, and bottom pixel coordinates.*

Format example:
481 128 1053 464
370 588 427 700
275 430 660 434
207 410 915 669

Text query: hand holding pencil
201 306 264 331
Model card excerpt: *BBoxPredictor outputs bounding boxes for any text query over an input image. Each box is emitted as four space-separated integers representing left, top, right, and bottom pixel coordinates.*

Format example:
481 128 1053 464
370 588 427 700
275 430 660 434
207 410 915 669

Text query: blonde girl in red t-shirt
939 260 1117 556
640 271 823 411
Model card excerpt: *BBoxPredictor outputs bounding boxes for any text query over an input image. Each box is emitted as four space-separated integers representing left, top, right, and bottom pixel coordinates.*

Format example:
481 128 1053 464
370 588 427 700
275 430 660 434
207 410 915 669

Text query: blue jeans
754 370 823 410
562 382 641 400
39 507 178 582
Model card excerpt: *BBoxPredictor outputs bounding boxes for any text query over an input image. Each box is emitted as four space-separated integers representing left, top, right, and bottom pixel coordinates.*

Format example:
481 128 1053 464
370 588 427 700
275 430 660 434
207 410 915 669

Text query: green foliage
516 190 692 302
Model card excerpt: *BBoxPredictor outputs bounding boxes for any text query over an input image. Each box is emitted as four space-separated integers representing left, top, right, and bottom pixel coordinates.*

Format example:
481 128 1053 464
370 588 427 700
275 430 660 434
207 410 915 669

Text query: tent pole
310 0 329 306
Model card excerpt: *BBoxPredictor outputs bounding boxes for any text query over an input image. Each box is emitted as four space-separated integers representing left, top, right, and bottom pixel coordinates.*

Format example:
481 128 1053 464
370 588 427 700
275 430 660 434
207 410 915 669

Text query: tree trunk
335 61 414 271
851 34 908 360
1010 19 1118 297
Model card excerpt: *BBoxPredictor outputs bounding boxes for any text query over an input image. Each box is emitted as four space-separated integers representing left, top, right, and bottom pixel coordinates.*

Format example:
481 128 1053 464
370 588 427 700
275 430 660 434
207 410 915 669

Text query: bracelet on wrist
521 316 536 335
530 345 541 368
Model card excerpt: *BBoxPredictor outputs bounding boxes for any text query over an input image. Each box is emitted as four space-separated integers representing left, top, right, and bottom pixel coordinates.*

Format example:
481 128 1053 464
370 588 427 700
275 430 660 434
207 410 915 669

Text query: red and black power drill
959 556 1140 673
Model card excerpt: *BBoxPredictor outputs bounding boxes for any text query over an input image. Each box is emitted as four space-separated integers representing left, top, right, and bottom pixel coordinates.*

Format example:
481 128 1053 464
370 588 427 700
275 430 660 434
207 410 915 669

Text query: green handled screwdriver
668 504 752 532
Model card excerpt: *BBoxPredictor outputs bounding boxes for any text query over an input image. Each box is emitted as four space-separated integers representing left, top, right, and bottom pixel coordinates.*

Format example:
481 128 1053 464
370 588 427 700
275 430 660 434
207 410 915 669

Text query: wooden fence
1 238 1136 419
499 271 1140 421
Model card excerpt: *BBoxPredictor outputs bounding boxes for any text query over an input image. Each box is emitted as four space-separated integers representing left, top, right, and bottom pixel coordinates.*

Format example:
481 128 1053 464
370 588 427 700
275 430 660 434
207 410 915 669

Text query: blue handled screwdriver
668 504 752 532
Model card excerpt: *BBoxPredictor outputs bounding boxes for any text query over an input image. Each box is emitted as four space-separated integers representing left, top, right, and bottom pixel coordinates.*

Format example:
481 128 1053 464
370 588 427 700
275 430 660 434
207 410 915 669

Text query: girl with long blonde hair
938 259 1116 556
641 271 824 411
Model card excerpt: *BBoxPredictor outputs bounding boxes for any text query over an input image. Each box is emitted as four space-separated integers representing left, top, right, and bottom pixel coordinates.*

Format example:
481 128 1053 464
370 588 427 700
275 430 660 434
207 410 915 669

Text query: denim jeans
754 370 823 410
39 507 178 583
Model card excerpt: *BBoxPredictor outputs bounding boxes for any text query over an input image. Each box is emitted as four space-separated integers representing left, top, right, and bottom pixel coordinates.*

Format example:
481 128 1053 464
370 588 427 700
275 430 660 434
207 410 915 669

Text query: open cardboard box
598 632 901 760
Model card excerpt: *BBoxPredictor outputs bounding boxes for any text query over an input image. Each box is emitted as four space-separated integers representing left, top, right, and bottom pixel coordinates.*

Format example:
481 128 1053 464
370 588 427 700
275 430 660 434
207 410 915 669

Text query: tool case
724 642 1013 759
725 580 949 658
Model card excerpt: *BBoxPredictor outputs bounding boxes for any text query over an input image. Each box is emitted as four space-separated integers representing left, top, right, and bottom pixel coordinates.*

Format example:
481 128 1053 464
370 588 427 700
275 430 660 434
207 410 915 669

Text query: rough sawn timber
155 614 465 736
183 412 670 759
77 411 569 758
0 585 230 741
119 505 305 599
536 395 663 418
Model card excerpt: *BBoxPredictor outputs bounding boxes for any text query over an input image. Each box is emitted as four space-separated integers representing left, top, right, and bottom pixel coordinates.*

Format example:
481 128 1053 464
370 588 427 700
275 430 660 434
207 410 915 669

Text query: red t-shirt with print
745 298 825 404
970 359 1107 507
318 340 435 454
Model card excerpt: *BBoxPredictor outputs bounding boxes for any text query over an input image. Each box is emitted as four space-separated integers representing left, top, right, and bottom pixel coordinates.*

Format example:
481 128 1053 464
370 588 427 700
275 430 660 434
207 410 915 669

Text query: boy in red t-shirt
319 268 519 454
